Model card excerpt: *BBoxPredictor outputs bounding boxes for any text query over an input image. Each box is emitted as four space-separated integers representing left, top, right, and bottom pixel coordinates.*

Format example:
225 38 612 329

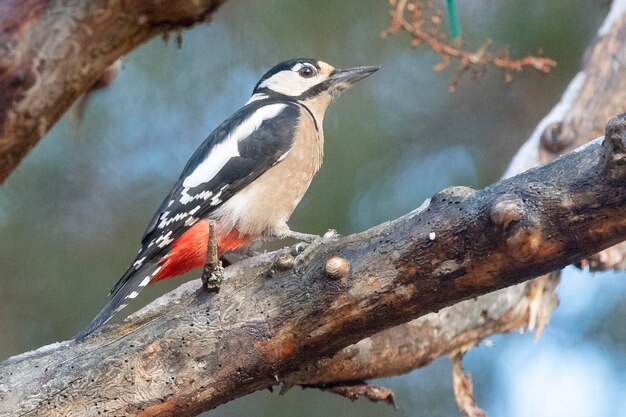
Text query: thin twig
383 0 557 91
451 352 487 417
201 220 223 291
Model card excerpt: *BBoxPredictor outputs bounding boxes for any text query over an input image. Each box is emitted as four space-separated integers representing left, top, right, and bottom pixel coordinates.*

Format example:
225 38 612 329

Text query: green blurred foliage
1 1 624 416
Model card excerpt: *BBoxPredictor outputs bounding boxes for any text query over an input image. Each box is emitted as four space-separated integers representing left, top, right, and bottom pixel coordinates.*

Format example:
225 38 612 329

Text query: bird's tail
75 259 162 341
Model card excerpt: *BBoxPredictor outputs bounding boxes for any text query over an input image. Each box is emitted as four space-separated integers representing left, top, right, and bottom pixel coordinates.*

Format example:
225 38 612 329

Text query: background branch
0 1 624 416
383 0 557 91
0 0 226 182
1 115 625 416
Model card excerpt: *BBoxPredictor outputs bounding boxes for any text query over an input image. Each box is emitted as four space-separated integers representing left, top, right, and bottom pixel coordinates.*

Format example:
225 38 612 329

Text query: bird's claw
290 242 308 256
293 229 339 273
285 230 320 243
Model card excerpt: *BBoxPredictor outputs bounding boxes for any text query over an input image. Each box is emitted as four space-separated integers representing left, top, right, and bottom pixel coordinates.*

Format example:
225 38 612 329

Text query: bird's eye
298 66 315 78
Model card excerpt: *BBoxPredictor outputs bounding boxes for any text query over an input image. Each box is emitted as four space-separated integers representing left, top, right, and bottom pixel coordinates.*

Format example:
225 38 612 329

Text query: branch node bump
325 256 350 280
539 121 574 154
431 186 476 206
603 113 626 180
275 253 295 271
490 194 543 262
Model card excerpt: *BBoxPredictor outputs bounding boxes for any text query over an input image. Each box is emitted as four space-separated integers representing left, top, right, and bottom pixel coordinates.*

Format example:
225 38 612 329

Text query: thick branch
0 2 624 416
1 117 625 416
0 0 225 182
287 0 626 389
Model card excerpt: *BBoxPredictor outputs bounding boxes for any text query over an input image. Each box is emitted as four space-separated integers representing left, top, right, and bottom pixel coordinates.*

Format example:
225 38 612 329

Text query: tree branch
1 114 625 416
1 2 625 416
382 0 557 92
506 0 626 271
0 0 226 183
286 0 626 391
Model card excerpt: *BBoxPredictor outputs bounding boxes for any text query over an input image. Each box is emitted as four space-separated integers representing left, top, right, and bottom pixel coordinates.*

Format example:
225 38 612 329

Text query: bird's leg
284 230 320 243
201 220 224 292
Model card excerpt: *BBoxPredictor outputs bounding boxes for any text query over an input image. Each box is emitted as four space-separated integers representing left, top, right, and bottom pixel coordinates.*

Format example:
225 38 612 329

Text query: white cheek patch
180 103 288 200
259 70 322 96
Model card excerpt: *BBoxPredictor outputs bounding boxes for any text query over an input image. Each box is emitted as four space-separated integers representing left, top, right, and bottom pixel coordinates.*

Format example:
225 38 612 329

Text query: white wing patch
158 211 192 229
122 266 163 307
133 257 147 270
276 150 290 162
210 190 223 206
180 103 288 200
139 275 153 287
157 202 202 229
182 138 238 190
184 216 199 226
155 231 174 248
180 189 213 205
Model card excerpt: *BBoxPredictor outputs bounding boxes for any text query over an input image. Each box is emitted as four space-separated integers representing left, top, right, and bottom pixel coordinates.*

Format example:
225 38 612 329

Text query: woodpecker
76 58 378 340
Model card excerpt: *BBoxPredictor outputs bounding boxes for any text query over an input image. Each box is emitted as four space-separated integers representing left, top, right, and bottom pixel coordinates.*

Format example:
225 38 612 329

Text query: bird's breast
213 112 323 237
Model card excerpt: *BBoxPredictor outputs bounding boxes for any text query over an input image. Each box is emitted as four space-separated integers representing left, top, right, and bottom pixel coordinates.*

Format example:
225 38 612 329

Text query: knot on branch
603 113 626 180
325 256 350 280
539 121 575 154
275 253 295 271
430 186 476 207
490 194 543 263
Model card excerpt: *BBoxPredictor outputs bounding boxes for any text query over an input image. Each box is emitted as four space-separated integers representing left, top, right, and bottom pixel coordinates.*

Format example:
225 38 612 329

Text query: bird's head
250 58 379 119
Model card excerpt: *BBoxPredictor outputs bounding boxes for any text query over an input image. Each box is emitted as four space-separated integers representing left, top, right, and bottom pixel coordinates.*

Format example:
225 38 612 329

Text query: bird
76 58 379 340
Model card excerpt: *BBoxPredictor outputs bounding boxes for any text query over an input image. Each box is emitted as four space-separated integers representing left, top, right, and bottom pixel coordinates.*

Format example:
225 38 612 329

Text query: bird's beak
329 66 380 91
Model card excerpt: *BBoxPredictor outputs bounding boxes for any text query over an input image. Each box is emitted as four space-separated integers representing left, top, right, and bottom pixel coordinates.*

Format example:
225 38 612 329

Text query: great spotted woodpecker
76 58 378 339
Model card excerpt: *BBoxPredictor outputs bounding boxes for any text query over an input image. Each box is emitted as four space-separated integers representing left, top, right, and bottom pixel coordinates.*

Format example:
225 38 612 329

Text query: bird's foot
292 229 339 272
234 244 263 258
284 230 320 243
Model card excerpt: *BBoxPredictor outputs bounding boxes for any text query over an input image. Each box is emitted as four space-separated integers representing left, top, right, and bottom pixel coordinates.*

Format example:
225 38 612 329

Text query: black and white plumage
76 58 378 340
142 100 302 247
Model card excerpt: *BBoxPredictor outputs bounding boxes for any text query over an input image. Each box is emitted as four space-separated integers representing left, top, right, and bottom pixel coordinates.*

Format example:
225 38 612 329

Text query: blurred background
1 1 624 416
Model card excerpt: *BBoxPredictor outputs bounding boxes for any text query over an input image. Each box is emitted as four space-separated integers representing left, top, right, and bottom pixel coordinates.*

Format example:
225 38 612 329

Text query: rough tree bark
287 0 626 389
0 114 625 416
0 1 625 416
0 0 226 182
